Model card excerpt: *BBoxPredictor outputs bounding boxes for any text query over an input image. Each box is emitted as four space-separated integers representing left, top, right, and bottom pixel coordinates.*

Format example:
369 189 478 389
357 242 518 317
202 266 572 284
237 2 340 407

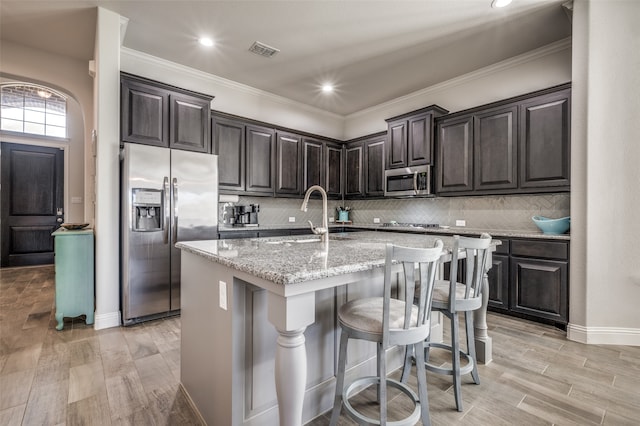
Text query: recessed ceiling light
198 37 214 47
492 0 512 7
322 84 334 93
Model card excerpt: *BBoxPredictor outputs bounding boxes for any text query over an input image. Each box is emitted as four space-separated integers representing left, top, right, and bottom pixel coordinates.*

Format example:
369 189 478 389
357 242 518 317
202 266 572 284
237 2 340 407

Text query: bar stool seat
330 240 443 426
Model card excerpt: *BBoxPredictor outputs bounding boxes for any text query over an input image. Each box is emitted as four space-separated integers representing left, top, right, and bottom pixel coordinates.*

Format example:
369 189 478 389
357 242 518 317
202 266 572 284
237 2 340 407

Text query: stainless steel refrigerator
120 143 218 325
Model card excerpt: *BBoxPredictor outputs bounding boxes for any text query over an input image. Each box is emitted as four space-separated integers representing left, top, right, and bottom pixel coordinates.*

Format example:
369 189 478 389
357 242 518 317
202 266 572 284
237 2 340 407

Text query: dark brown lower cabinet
510 257 568 324
487 253 510 312
487 237 569 326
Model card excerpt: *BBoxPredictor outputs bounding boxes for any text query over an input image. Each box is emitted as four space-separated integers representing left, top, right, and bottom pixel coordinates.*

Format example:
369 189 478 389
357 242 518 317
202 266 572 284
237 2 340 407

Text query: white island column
474 251 493 364
267 291 316 426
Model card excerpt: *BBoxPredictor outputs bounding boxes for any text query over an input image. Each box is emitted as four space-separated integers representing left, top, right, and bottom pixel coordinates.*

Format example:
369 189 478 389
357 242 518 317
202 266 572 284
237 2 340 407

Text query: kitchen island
176 231 498 425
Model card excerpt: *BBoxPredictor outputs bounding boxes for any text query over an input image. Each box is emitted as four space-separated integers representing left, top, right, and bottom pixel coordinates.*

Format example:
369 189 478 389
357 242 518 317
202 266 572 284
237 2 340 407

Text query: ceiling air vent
248 41 280 58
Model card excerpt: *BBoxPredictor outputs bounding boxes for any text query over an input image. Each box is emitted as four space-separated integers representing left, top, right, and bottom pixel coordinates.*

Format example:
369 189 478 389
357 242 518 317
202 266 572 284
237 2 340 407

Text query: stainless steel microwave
384 165 431 197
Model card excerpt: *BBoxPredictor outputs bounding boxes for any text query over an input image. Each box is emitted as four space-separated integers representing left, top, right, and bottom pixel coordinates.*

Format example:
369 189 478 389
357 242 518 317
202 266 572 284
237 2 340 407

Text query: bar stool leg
465 311 480 384
400 345 413 383
414 341 432 426
379 343 388 424
330 331 349 426
451 312 463 412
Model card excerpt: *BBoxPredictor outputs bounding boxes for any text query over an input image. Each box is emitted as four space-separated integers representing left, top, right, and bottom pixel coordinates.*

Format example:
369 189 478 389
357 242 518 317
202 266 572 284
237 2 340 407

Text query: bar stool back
330 240 443 426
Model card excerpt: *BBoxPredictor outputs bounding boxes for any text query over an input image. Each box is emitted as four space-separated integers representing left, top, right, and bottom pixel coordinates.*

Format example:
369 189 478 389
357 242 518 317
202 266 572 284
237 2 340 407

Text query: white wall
120 48 345 140
92 7 122 330
568 0 640 345
0 41 94 223
344 38 572 140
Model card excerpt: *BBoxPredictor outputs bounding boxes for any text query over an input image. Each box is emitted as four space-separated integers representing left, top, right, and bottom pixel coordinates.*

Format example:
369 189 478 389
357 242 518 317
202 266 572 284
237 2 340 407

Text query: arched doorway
0 82 72 266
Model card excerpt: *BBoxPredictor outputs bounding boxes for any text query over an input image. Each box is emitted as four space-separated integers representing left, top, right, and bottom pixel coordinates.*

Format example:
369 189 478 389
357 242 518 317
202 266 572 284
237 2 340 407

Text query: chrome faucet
300 185 329 242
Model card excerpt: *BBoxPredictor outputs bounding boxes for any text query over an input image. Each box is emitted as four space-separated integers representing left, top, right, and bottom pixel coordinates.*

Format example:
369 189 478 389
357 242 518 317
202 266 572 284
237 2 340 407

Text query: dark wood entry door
1 143 64 267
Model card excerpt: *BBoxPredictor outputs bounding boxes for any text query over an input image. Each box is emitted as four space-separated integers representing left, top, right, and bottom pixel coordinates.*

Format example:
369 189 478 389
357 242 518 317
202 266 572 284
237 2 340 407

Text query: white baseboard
94 311 121 330
567 323 640 346
179 384 207 426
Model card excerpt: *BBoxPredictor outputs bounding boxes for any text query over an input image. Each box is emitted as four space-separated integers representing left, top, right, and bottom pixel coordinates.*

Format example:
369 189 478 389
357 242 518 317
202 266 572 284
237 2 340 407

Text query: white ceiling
0 0 571 116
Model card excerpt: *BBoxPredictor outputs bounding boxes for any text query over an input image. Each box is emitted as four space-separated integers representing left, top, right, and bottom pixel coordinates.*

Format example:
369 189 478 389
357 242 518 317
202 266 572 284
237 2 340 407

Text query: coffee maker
232 204 259 226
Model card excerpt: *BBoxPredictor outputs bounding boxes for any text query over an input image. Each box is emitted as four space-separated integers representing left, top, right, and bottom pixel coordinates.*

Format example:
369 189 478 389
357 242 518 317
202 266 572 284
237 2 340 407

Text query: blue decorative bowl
532 216 570 235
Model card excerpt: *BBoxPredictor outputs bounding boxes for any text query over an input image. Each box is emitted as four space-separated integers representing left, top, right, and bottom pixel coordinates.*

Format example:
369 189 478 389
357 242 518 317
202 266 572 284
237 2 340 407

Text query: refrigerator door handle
163 176 170 244
172 177 179 243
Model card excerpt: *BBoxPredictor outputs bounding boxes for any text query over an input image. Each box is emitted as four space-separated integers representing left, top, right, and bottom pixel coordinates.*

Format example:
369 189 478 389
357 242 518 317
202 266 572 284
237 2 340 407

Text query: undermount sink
261 234 352 245
264 238 321 245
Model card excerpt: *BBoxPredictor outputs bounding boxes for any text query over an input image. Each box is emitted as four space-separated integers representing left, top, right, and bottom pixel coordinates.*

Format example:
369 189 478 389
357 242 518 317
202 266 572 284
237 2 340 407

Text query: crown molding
121 37 571 129
119 16 129 46
347 37 572 120
120 47 344 122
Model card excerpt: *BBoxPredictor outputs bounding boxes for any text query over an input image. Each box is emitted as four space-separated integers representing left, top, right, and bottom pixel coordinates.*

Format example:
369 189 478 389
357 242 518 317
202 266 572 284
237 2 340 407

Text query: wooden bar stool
403 233 492 412
330 240 444 426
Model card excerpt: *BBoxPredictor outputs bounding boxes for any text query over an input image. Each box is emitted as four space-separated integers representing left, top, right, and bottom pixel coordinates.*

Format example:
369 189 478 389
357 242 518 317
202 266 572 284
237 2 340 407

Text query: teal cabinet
52 229 95 330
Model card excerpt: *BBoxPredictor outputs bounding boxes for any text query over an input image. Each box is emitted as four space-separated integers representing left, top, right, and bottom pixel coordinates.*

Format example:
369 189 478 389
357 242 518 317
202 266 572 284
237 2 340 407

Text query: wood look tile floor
2 265 639 425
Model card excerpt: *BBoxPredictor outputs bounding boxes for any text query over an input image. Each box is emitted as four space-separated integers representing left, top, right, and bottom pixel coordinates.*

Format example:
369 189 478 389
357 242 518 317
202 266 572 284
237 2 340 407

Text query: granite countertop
218 223 570 241
177 231 500 286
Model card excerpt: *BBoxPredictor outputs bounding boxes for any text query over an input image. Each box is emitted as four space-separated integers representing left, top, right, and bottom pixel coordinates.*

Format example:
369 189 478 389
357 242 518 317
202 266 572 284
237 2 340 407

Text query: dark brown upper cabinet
474 105 518 191
436 84 570 196
121 78 169 147
326 143 343 199
345 132 387 199
303 138 324 192
213 116 245 192
213 116 275 195
364 136 386 197
436 115 473 194
437 106 517 195
169 93 211 153
245 125 275 194
121 73 212 153
302 138 342 199
519 89 571 189
386 105 448 169
344 142 364 199
275 132 302 196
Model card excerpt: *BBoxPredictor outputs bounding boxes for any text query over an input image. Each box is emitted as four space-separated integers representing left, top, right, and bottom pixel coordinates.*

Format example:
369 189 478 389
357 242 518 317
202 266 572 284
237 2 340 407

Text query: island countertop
177 230 499 425
176 231 499 286
218 223 570 240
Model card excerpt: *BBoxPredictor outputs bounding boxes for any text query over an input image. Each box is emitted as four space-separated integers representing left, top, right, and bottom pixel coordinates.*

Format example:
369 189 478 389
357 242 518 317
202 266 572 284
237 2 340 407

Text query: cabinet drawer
258 230 289 238
511 239 568 260
494 239 509 255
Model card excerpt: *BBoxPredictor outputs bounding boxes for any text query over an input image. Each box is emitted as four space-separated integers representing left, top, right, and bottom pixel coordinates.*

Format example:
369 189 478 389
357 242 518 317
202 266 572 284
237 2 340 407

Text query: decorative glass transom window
0 83 67 138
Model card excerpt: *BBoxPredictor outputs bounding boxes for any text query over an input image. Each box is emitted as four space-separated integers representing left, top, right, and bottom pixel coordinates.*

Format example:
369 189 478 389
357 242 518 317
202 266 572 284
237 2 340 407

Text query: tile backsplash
220 196 344 227
221 193 570 232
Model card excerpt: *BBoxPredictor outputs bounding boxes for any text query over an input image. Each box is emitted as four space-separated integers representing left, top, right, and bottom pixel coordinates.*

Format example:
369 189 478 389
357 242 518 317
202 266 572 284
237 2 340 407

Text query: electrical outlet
329 216 335 223
288 217 296 223
455 220 466 227
373 218 381 224
219 281 227 310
